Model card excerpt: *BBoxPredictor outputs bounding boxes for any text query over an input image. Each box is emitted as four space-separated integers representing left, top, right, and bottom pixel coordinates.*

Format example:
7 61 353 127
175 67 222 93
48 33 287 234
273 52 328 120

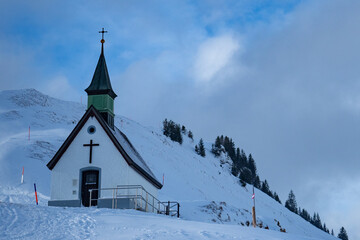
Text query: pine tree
162 119 183 144
211 136 222 157
253 175 261 189
195 145 199 153
173 124 183 144
220 135 224 145
338 227 349 240
163 119 169 136
239 168 252 184
231 165 238 177
248 154 257 182
181 125 186 134
273 192 282 204
313 213 322 229
240 149 247 168
188 130 193 140
199 138 206 157
285 190 298 214
223 136 235 161
261 180 270 195
300 208 311 222
331 229 334 236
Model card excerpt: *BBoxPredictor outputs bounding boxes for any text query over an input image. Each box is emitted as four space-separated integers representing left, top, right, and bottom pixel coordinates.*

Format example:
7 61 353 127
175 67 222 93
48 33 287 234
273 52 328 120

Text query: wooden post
252 206 256 227
252 186 256 227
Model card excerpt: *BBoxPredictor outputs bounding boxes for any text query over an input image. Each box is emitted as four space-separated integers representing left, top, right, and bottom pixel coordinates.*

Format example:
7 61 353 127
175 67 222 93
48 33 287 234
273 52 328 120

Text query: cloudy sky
1 0 359 238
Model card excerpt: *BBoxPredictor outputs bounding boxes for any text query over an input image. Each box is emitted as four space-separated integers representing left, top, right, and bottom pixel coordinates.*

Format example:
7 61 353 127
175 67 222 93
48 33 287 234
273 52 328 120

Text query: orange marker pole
34 183 38 205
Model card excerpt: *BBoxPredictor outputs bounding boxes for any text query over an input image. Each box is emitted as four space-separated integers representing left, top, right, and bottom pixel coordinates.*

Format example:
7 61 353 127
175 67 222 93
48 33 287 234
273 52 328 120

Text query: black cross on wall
83 139 99 164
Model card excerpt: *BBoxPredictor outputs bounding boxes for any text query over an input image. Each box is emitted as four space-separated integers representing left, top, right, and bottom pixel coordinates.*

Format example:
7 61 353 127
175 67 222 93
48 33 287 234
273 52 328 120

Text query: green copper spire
85 28 116 128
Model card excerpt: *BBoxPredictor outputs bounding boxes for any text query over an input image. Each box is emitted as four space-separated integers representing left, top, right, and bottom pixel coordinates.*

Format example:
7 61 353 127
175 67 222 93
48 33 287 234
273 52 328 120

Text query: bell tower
85 28 117 129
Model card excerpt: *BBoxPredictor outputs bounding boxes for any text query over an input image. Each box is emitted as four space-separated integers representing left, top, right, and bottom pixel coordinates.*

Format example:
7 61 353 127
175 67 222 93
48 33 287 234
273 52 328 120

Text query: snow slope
0 202 334 240
0 89 337 240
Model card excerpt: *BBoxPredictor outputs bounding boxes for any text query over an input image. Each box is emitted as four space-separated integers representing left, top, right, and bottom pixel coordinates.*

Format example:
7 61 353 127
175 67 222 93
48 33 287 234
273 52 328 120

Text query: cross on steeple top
99 28 107 41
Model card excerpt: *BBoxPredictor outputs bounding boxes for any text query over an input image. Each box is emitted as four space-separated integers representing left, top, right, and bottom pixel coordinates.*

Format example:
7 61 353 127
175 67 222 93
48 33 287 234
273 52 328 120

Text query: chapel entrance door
81 170 99 207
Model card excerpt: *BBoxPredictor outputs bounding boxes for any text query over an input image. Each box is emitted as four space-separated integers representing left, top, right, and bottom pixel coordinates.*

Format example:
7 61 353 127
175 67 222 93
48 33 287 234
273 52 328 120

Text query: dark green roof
85 46 117 99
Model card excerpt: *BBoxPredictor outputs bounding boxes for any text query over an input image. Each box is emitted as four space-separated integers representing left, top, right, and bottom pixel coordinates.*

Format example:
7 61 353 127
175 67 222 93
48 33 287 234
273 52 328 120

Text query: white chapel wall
51 116 158 202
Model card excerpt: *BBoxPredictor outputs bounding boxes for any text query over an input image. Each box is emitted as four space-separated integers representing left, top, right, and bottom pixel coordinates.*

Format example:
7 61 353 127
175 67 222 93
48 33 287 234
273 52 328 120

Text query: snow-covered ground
0 89 338 239
0 202 332 240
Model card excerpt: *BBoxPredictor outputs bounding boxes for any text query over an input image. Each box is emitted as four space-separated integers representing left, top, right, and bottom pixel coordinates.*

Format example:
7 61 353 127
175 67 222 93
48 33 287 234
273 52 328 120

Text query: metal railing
89 185 180 217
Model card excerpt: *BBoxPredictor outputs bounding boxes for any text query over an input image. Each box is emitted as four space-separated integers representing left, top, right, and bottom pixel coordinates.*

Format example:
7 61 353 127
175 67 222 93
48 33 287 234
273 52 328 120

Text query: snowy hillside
0 89 337 240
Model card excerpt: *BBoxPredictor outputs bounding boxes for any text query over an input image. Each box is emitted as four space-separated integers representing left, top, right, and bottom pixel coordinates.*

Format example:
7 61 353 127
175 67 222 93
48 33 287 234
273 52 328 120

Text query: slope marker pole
21 167 24 184
34 183 38 205
252 185 256 227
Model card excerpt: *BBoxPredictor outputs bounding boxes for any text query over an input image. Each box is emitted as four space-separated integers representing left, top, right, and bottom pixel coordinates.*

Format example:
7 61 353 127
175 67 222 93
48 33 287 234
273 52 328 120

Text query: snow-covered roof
110 126 158 182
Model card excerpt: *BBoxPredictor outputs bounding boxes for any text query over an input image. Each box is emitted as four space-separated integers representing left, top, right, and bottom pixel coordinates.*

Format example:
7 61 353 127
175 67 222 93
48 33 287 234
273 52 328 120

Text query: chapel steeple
85 28 116 129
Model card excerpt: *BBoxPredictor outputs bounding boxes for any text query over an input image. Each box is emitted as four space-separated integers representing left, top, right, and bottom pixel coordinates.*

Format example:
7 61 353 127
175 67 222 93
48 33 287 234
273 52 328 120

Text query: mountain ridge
0 88 337 240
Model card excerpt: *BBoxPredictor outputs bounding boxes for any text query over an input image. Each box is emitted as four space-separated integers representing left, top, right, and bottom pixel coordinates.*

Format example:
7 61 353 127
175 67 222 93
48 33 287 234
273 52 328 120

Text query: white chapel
47 29 162 210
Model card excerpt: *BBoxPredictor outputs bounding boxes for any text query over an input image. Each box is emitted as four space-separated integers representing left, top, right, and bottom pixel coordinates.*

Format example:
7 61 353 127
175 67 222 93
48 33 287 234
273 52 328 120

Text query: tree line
162 119 193 145
211 135 281 204
162 119 349 239
285 190 348 239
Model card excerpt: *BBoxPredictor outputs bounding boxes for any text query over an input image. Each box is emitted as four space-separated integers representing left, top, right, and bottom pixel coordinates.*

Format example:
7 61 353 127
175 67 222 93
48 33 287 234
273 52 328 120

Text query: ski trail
0 203 96 240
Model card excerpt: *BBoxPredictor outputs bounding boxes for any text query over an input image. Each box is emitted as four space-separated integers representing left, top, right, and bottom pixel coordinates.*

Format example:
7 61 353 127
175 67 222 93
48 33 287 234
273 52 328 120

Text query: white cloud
193 35 241 83
303 177 360 239
40 75 80 102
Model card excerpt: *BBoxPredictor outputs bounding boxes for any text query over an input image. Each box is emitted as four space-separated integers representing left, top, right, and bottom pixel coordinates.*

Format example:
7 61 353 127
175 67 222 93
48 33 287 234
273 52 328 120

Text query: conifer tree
163 119 169 136
338 227 349 240
240 149 247 167
261 180 270 195
248 154 257 181
253 175 261 189
211 136 222 157
273 192 282 204
285 190 298 214
313 213 322 229
198 138 206 157
300 208 311 222
220 135 224 145
195 145 199 154
231 165 238 177
240 168 252 184
181 125 186 134
162 119 183 144
331 229 334 236
188 130 193 140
